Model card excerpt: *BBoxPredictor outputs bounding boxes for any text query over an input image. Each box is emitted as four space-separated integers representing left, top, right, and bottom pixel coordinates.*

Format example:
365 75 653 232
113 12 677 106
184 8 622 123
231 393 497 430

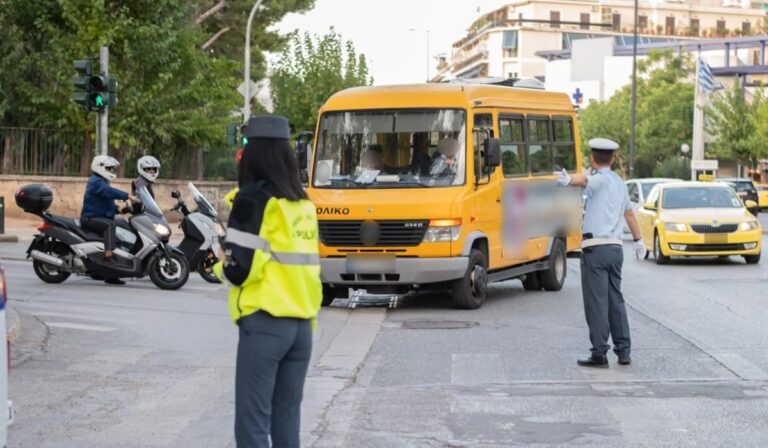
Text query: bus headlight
423 219 461 243
154 223 171 237
740 221 759 231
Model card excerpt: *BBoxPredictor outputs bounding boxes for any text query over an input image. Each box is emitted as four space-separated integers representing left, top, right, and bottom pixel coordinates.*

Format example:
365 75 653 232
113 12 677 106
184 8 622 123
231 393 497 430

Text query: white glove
633 239 647 260
554 168 571 186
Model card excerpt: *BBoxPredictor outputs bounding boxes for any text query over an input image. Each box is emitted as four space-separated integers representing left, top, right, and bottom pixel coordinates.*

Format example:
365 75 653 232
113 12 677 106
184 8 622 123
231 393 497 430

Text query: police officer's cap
243 115 290 140
588 138 619 152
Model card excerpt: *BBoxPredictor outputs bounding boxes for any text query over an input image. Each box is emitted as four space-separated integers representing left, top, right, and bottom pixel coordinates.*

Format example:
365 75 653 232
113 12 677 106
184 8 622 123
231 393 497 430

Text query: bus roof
321 83 575 114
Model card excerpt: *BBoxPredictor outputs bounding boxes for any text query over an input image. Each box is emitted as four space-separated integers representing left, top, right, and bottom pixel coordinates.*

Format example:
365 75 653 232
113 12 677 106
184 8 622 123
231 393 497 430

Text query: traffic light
226 123 238 146
72 58 117 112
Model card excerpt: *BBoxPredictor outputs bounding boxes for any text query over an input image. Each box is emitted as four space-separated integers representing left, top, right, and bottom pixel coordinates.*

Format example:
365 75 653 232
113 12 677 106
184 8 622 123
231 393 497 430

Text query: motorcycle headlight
423 219 461 243
214 222 226 237
740 221 759 231
154 223 171 237
664 222 687 232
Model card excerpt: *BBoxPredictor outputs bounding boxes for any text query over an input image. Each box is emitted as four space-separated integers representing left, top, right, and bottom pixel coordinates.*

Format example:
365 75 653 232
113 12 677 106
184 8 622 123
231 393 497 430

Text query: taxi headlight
423 219 461 243
664 222 687 232
740 221 759 231
153 223 171 237
214 222 226 237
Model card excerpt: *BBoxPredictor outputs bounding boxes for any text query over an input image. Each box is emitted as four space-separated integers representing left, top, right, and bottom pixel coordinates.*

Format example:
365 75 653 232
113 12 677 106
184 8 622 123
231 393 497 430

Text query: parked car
757 184 768 211
624 178 680 232
636 182 761 265
0 265 12 447
718 178 759 211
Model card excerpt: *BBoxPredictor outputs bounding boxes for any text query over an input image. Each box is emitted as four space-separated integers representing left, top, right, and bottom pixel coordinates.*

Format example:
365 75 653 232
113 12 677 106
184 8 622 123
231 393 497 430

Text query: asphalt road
5 232 768 447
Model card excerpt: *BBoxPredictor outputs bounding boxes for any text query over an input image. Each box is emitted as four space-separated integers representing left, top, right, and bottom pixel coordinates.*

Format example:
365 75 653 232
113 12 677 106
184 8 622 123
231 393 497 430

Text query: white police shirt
582 167 632 240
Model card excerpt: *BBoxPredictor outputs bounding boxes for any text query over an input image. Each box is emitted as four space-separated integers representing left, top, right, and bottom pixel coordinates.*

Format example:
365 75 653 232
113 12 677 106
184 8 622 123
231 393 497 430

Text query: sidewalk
0 220 35 261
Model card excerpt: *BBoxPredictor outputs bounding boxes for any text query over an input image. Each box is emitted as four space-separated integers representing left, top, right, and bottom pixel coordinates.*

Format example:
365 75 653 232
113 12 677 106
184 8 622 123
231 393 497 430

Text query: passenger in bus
429 137 460 178
360 144 385 171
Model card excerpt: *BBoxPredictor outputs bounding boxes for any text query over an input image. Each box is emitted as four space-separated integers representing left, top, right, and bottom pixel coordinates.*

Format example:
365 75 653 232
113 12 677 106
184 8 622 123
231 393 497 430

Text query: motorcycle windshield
188 182 218 218
138 186 166 224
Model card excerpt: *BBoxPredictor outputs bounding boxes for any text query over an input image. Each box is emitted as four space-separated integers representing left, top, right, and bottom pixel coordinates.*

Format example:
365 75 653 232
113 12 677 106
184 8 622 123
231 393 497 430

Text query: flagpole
692 57 705 181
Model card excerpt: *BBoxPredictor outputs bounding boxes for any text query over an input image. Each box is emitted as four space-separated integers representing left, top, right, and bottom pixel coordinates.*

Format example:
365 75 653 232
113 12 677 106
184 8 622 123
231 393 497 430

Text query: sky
272 0 510 85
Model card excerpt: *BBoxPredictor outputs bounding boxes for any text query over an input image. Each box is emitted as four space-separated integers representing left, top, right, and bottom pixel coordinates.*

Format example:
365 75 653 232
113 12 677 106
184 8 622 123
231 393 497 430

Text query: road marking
25 310 136 325
45 322 116 332
451 354 507 385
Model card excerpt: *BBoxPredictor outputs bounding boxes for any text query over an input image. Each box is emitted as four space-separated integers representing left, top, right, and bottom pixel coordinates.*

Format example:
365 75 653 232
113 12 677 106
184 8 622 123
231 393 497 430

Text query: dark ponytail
238 138 308 201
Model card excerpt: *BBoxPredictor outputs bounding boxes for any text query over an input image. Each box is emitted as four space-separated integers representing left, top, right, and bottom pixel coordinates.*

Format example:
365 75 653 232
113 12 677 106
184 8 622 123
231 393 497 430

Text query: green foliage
705 80 766 164
271 28 372 133
0 0 311 179
578 51 694 178
652 156 690 179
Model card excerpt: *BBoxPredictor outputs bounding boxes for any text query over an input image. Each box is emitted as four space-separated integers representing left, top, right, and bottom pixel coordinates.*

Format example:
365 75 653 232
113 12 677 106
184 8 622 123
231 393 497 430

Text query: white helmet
137 155 161 182
91 155 120 181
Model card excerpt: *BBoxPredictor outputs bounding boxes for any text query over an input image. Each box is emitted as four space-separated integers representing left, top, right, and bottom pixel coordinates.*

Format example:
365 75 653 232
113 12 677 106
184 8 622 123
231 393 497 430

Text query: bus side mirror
484 138 501 167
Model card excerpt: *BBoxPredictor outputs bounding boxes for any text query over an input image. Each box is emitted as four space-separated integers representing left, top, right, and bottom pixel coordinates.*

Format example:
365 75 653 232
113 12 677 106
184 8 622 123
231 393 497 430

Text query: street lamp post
681 143 691 180
628 0 639 178
243 0 266 123
409 28 431 82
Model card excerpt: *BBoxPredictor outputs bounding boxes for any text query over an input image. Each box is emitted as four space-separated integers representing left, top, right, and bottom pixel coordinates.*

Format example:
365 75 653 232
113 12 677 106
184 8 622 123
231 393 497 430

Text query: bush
652 157 690 179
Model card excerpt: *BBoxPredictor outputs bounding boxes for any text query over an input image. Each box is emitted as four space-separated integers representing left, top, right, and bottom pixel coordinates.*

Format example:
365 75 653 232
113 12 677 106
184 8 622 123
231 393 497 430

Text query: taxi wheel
540 238 566 291
451 249 487 310
744 253 761 265
654 233 670 265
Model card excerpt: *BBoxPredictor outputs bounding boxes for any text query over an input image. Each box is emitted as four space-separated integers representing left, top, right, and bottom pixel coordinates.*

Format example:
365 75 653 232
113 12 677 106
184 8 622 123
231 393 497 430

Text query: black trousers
81 216 117 252
235 311 312 448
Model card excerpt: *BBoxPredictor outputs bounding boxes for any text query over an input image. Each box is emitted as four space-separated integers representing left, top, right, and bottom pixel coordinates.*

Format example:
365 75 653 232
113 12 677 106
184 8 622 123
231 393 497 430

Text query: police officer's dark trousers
235 310 312 448
580 244 631 356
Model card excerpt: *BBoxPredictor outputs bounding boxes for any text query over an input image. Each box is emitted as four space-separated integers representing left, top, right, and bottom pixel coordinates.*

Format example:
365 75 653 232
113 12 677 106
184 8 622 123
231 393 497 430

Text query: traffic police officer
555 138 646 368
214 115 322 447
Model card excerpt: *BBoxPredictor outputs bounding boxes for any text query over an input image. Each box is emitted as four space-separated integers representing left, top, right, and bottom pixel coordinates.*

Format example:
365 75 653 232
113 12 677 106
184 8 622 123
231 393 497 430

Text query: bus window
552 117 576 172
499 116 527 176
528 117 551 174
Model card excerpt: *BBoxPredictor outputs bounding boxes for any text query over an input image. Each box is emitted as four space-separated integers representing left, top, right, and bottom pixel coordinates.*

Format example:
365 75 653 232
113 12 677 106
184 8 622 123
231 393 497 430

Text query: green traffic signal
94 94 105 108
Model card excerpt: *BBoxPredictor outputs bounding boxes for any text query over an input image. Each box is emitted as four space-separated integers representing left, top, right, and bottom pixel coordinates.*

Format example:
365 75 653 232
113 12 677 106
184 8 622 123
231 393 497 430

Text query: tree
578 51 694 178
705 80 766 164
271 28 372 133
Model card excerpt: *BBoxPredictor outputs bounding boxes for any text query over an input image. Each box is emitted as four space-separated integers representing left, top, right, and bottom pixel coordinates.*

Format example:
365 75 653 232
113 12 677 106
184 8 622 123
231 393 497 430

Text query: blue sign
572 88 583 105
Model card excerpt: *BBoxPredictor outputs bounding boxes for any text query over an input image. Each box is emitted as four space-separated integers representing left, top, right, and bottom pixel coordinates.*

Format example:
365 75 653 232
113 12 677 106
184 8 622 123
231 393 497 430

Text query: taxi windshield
662 187 743 209
313 109 466 189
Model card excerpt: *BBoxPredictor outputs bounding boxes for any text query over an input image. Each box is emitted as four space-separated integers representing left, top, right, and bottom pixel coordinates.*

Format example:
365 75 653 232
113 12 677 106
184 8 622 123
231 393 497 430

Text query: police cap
243 115 290 140
588 138 619 152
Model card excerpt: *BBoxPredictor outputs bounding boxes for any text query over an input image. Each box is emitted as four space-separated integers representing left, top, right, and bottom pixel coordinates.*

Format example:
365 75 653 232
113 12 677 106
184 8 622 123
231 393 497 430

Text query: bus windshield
313 109 466 189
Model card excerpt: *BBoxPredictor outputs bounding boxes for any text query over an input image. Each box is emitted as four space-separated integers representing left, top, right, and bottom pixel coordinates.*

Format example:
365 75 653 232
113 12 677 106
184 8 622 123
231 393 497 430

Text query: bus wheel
451 249 487 310
540 239 567 291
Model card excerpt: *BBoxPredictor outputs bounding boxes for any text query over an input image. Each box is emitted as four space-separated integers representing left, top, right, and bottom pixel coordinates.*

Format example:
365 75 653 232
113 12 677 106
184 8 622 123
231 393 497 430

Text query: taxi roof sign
698 174 716 181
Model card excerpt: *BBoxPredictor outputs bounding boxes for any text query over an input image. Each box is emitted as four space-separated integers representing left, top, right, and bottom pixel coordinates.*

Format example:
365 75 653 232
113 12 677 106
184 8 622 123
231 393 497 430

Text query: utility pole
426 30 430 82
243 0 266 122
628 0 638 178
99 46 109 156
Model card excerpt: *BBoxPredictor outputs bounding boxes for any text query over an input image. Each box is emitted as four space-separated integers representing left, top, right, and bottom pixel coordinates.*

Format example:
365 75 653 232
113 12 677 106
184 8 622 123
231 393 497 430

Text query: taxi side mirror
745 199 757 208
483 138 501 167
643 202 657 211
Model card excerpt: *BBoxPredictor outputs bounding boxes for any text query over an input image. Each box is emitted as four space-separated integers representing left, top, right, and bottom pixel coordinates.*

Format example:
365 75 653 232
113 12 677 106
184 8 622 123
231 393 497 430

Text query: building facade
432 0 767 82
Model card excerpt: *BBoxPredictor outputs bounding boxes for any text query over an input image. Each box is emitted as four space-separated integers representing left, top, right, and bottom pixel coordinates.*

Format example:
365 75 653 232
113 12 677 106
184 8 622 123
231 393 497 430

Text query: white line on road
24 310 137 325
45 322 116 332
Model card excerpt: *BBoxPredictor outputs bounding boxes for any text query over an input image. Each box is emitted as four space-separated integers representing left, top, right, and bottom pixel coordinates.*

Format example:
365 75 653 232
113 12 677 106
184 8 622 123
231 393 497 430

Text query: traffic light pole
98 46 109 156
243 0 265 122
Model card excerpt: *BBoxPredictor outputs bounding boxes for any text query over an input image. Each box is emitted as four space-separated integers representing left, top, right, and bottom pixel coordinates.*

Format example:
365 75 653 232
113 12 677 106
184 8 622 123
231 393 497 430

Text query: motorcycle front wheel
148 251 189 290
198 255 221 284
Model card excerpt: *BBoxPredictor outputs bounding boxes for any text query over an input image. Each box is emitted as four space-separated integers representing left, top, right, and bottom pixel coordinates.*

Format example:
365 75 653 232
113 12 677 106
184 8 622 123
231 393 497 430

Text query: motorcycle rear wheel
32 242 72 284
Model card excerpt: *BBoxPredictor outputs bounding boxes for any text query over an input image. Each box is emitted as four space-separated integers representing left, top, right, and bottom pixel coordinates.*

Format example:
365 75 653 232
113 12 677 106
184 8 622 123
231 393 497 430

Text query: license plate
704 234 728 244
345 254 395 274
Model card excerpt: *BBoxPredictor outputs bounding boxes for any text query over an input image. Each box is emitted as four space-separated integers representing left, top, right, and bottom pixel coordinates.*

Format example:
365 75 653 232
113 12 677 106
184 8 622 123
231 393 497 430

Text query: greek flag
698 59 722 93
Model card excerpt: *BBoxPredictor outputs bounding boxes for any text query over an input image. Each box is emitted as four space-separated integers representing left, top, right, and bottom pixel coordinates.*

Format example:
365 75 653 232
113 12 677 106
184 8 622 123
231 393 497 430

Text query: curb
0 255 29 262
0 235 19 243
7 307 21 343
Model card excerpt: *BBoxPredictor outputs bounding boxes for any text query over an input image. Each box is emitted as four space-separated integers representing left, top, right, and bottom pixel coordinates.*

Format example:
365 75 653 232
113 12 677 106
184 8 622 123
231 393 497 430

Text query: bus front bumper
321 257 469 285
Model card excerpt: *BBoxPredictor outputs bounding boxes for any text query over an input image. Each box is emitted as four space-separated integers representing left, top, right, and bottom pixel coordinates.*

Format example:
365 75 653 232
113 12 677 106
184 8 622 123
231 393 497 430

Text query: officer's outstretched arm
569 174 588 188
214 192 270 286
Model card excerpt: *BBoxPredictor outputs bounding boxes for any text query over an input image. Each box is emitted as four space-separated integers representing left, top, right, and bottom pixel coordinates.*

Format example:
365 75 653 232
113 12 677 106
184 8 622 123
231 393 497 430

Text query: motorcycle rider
131 155 161 214
81 155 137 284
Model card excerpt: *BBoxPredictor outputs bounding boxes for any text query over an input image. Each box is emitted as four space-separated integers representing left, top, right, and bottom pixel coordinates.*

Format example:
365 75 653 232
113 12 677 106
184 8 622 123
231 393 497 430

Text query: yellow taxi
758 184 768 211
637 182 761 265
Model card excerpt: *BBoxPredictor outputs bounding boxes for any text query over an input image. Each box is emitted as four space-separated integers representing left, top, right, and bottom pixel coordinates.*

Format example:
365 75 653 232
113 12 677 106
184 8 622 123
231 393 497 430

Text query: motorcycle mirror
171 190 181 199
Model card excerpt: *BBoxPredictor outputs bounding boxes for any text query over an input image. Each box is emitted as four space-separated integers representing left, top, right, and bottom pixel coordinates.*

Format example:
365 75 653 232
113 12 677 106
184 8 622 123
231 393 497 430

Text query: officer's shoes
617 354 632 365
577 354 609 368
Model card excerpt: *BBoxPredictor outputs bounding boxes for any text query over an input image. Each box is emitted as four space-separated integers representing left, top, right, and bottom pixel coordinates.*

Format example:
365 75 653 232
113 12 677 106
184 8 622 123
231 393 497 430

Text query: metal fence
0 127 89 176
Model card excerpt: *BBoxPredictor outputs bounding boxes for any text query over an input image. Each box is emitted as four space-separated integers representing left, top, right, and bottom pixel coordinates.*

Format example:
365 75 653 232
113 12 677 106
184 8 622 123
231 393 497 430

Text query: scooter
171 183 225 284
15 184 190 290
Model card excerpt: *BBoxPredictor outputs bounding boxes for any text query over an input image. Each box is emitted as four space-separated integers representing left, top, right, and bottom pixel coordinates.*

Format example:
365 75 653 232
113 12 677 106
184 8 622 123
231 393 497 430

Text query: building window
665 16 675 35
580 13 590 30
502 31 518 58
717 20 726 36
612 13 621 32
743 21 751 35
638 15 648 30
690 18 700 36
550 11 560 28
499 116 527 176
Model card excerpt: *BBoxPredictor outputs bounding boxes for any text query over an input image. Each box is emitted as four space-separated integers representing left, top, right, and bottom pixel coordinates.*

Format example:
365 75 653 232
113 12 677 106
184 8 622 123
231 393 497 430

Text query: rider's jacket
81 174 129 220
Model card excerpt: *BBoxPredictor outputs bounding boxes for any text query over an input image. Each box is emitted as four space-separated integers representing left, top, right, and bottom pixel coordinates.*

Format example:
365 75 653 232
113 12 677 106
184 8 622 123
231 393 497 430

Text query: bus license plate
346 255 395 274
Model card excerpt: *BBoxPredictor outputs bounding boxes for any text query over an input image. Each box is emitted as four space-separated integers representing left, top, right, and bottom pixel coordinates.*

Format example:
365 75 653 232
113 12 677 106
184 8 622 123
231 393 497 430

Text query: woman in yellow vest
214 115 321 448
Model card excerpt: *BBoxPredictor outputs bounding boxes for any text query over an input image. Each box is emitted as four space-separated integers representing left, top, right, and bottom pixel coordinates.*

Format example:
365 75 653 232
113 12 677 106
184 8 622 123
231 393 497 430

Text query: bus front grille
319 220 428 247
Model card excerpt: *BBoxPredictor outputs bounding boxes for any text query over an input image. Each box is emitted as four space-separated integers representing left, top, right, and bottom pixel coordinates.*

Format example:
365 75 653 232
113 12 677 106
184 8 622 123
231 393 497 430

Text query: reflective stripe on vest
227 228 318 266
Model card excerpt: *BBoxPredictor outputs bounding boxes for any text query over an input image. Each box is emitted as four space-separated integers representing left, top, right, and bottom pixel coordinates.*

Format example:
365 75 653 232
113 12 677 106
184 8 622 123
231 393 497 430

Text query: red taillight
37 222 51 231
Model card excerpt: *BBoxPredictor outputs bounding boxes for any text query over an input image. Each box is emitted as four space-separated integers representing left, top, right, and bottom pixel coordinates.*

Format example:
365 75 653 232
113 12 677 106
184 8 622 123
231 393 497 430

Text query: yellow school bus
306 81 583 309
